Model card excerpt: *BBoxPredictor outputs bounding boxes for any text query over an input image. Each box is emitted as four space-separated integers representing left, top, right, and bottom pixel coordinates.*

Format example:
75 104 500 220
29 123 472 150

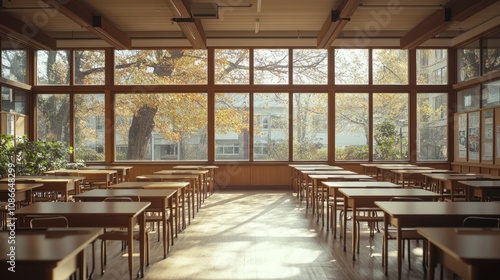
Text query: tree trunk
127 105 158 160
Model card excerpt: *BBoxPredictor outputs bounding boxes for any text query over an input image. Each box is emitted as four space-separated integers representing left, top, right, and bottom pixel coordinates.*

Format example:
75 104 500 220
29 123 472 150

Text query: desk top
109 181 190 189
73 189 176 200
294 166 344 171
0 228 101 262
309 174 373 180
416 227 500 261
360 163 416 167
173 165 218 169
340 188 439 198
8 175 85 182
391 169 457 174
154 170 208 175
377 166 434 170
137 174 199 180
322 181 401 188
15 201 150 216
45 169 117 175
458 180 500 188
375 201 500 216
424 173 500 181
0 183 43 192
303 170 357 175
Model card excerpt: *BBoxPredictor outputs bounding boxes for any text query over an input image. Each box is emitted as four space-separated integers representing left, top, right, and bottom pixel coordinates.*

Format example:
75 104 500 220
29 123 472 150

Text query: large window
114 50 208 85
254 93 289 161
74 94 105 162
292 49 328 84
373 93 408 161
417 93 448 161
74 50 105 85
373 49 408 85
482 30 500 75
335 49 369 84
457 40 480 83
215 93 249 161
1 87 27 114
254 49 289 84
214 49 249 84
335 93 369 161
115 93 208 161
36 50 70 85
36 94 70 144
1 49 27 83
293 93 328 160
416 49 448 85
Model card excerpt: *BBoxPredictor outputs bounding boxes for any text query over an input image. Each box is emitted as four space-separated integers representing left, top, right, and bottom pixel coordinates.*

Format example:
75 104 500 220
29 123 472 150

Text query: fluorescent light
255 19 260 33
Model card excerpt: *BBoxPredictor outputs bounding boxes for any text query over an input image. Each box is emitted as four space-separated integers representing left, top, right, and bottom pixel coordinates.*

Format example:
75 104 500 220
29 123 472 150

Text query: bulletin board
455 113 467 161
468 111 480 162
481 109 494 163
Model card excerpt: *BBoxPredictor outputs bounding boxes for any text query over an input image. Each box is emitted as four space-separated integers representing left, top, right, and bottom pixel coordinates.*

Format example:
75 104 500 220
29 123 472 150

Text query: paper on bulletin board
483 141 493 161
458 114 467 158
497 126 500 158
468 112 480 161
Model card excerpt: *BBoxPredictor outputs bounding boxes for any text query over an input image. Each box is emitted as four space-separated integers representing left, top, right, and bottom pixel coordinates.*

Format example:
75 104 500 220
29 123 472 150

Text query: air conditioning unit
191 2 219 19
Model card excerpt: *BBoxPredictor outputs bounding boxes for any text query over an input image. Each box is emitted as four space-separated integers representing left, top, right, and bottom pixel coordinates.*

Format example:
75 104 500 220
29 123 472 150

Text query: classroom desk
0 228 101 280
458 180 500 201
376 166 434 182
154 170 208 205
321 181 401 238
423 174 500 201
44 169 118 187
391 169 457 188
1 176 84 201
417 227 500 280
73 188 176 258
288 164 332 194
360 163 416 179
0 182 43 205
339 188 441 261
15 201 150 279
108 181 190 230
173 165 218 195
375 201 500 280
136 174 197 215
81 165 133 182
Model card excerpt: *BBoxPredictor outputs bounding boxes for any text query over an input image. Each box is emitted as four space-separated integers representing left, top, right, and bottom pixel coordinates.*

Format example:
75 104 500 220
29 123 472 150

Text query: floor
88 188 452 280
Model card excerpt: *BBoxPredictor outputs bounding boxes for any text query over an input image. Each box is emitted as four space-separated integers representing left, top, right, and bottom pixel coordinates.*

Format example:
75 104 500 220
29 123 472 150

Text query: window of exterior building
215 93 249 161
335 93 369 161
416 49 448 85
457 86 481 112
254 49 289 84
335 49 369 84
114 93 208 161
74 94 105 162
215 49 250 84
293 49 328 84
457 40 480 83
293 93 328 161
373 93 409 161
372 49 408 85
36 50 70 85
1 87 27 114
482 80 500 108
417 93 448 161
254 93 289 161
74 50 105 85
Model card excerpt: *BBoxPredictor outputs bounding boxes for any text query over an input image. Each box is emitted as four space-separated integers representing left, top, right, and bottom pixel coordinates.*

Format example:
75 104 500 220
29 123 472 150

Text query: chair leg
100 240 106 275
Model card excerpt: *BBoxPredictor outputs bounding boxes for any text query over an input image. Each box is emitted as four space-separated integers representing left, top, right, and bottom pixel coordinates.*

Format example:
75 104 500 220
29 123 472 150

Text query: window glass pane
457 86 480 112
254 93 289 161
214 49 249 84
1 87 27 114
373 49 408 85
335 49 369 84
482 80 500 108
416 49 448 85
335 93 369 161
293 93 328 160
114 50 207 85
115 93 208 161
74 94 105 162
74 50 105 85
373 93 408 161
1 49 27 83
417 93 448 161
457 40 480 82
36 50 70 85
482 31 500 75
215 93 249 161
254 49 289 84
293 49 328 84
36 94 70 145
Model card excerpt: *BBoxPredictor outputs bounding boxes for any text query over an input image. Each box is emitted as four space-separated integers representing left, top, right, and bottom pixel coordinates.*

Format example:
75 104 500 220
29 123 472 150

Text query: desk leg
128 219 134 280
343 201 347 252
397 226 402 280
77 249 86 280
181 188 186 230
351 203 357 261
169 195 175 246
162 201 167 258
427 243 436 280
383 213 388 275
333 193 337 238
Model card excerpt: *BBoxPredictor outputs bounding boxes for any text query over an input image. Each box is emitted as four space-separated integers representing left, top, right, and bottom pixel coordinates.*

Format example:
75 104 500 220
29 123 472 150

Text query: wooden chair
99 196 151 275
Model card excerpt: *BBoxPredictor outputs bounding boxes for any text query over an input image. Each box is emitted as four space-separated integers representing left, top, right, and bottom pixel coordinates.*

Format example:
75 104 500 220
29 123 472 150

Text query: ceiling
0 0 499 50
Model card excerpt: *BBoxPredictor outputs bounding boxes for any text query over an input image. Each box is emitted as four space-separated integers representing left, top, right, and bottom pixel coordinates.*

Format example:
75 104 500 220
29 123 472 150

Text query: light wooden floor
87 189 455 280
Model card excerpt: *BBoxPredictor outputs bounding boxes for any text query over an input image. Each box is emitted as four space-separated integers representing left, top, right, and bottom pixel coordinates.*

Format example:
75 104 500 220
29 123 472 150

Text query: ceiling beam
0 11 57 50
400 0 499 49
167 0 207 49
317 0 361 49
41 0 131 49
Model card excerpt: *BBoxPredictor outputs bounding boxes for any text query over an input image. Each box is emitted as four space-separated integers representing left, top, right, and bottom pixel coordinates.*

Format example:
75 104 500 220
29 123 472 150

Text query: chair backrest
26 215 69 228
390 197 424 202
103 196 140 202
462 216 500 228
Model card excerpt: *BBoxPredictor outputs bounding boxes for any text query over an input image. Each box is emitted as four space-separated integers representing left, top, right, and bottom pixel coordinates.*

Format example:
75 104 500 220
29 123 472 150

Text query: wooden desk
154 170 208 205
391 169 457 188
375 201 500 280
0 228 101 280
73 188 176 258
376 166 434 182
136 174 198 215
417 227 500 280
10 176 84 200
81 165 133 182
360 163 416 179
15 201 150 279
339 188 441 261
423 174 500 201
0 182 43 205
288 164 332 194
321 181 401 238
44 169 118 187
109 181 190 231
173 165 218 195
458 180 500 201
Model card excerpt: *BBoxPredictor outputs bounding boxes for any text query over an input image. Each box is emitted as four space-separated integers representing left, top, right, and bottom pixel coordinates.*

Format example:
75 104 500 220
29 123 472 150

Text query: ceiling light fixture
257 0 261 13
255 18 260 34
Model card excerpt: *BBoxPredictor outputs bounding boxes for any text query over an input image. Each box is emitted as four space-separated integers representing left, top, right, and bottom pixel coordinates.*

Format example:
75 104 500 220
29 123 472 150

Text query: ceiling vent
191 2 219 19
